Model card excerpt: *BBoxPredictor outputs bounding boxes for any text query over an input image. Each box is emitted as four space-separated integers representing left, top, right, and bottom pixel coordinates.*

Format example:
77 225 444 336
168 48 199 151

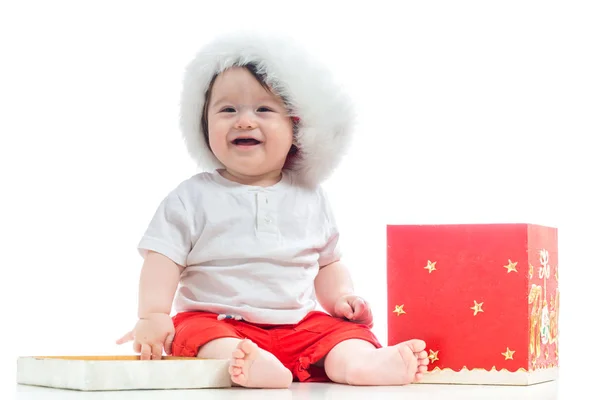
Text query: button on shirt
137 169 342 324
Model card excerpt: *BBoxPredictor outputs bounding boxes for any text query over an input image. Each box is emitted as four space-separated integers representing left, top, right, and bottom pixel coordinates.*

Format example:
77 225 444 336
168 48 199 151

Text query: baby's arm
118 188 191 358
315 261 373 325
138 250 184 318
314 188 372 324
314 261 354 315
117 250 184 358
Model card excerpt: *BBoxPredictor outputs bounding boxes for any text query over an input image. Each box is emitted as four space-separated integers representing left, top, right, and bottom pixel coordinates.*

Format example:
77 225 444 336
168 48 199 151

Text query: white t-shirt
137 169 342 325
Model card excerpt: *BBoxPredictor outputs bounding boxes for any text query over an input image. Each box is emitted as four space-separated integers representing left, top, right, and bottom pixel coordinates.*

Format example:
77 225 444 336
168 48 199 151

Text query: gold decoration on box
539 250 551 346
528 248 559 361
470 300 484 316
504 259 518 273
529 361 559 372
502 347 515 360
529 263 534 279
429 366 529 373
549 288 559 345
428 350 439 363
528 284 542 359
424 260 437 273
393 304 406 316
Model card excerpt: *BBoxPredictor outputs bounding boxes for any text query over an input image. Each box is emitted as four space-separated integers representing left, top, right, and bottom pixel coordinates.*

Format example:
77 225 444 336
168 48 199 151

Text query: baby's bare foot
346 339 429 385
229 339 292 388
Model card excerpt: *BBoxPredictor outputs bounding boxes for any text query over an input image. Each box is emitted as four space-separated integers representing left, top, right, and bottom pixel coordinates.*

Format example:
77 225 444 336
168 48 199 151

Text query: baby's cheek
207 126 229 146
264 140 292 156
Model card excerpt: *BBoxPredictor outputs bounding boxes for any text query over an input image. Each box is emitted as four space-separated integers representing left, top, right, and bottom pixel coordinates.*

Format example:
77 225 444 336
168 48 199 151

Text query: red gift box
387 223 559 385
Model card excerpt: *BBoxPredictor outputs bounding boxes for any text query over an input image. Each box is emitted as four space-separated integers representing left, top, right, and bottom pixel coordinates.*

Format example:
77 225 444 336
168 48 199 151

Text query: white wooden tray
16 355 232 391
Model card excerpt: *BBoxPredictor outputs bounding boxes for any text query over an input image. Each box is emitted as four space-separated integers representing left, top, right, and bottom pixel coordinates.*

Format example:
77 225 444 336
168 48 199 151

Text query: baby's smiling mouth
232 138 262 146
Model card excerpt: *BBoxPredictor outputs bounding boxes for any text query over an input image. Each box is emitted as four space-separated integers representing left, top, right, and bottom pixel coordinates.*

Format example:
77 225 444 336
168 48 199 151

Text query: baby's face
206 67 294 180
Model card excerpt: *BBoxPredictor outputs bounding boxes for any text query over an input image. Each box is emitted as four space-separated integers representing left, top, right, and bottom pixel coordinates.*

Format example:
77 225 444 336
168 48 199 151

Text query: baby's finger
140 343 152 360
151 344 162 360
352 298 366 317
338 301 354 319
358 308 373 325
133 341 141 354
164 332 175 356
346 302 356 319
115 331 133 345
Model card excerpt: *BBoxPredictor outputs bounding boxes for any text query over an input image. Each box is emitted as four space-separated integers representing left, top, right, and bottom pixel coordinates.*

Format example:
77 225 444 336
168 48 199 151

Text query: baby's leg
198 338 292 388
323 338 429 386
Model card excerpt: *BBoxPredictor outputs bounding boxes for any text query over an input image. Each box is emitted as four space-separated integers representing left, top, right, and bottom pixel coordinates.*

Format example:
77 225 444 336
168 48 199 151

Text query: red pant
171 310 382 382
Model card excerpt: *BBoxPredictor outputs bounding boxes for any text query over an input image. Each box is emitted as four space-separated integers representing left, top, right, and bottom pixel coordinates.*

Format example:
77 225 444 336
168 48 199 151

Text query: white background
1 0 598 396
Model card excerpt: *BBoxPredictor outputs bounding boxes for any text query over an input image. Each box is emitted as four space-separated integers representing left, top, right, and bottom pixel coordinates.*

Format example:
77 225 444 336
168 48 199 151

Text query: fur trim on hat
179 31 355 187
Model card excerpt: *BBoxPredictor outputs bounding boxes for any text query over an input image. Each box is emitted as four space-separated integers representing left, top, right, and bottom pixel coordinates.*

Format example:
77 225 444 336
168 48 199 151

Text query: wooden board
16 355 232 391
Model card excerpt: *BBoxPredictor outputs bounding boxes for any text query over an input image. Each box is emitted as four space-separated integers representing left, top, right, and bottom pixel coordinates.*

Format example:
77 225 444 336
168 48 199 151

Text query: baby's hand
116 313 175 360
334 294 373 327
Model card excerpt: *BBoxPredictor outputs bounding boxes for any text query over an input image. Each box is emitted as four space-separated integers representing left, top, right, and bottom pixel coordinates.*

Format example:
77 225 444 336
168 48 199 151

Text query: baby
117 32 428 388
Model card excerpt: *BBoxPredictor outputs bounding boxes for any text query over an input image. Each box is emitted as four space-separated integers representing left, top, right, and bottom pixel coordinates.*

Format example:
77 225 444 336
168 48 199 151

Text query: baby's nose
235 110 257 129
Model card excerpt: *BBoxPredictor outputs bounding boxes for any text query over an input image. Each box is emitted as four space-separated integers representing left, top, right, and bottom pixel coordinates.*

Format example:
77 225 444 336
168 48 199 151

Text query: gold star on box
393 304 406 316
470 300 484 316
424 260 437 273
504 259 518 273
502 347 515 360
428 350 439 363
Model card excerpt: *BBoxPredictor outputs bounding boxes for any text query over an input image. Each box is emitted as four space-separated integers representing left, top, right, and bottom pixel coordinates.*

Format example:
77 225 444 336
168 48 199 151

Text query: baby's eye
220 107 235 113
257 107 273 112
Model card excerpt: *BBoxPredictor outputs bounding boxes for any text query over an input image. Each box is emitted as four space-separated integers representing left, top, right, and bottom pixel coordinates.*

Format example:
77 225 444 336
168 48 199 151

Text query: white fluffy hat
179 31 355 187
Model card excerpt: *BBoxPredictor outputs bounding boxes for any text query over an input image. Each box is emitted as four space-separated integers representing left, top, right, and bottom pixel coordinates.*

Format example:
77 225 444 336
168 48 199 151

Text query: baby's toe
239 339 257 355
231 374 243 385
407 339 427 353
231 358 244 367
229 365 242 376
232 349 245 359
